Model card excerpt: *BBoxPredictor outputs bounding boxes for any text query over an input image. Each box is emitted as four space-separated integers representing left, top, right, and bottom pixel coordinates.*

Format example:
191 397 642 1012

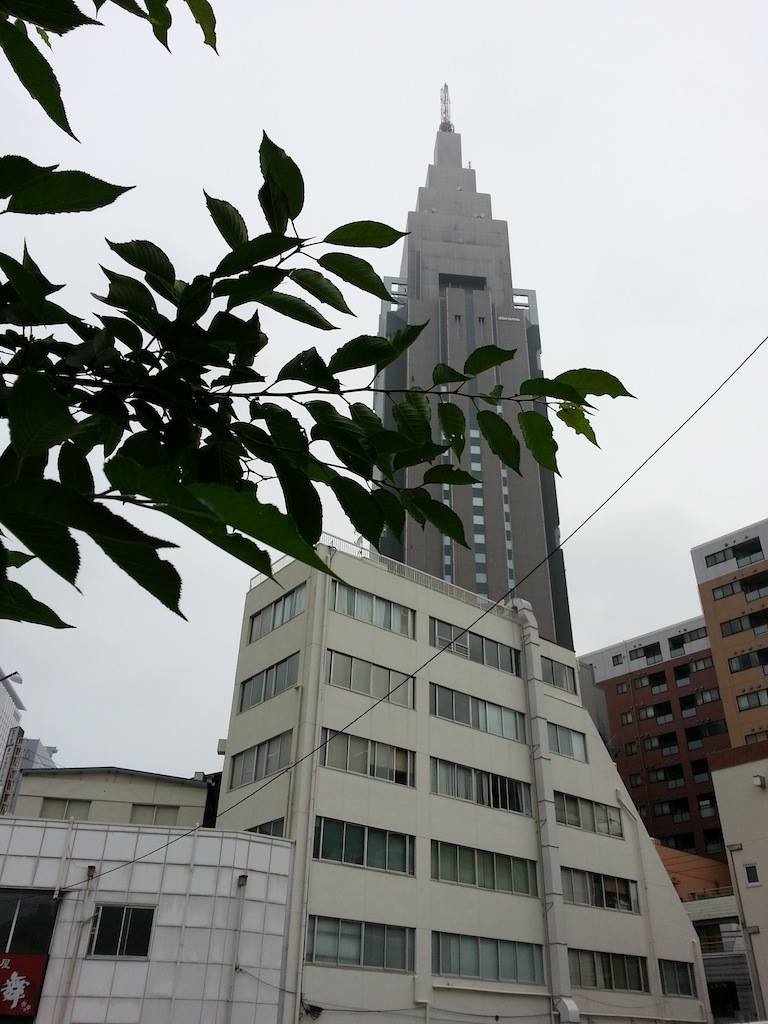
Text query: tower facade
375 98 572 648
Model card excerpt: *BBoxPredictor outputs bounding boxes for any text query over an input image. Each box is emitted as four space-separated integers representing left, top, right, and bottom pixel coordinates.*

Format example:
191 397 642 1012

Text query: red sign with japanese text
0 954 48 1017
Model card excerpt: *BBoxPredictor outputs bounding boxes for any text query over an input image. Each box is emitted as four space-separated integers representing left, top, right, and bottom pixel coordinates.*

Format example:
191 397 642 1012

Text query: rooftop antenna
439 83 454 133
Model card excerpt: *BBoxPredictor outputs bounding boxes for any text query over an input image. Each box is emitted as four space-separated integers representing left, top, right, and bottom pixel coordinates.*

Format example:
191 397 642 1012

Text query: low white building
217 535 711 1024
0 816 292 1024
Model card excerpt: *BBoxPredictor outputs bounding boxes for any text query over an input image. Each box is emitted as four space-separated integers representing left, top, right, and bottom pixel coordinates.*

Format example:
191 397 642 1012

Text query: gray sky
3 1 768 773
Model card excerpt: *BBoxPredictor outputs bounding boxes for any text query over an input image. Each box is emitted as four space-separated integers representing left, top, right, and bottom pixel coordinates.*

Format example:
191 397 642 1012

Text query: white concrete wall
0 816 292 1024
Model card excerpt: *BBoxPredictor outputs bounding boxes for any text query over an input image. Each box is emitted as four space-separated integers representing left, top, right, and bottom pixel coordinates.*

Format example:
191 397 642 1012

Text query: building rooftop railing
249 532 519 622
681 885 734 901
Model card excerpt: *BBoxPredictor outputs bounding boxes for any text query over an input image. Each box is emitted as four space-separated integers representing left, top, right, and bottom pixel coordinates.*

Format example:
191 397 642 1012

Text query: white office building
216 536 710 1024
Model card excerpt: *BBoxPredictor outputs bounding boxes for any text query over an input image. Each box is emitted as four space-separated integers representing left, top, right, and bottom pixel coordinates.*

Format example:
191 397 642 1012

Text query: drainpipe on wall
515 599 580 1024
223 873 249 1024
53 860 96 1024
726 842 766 1019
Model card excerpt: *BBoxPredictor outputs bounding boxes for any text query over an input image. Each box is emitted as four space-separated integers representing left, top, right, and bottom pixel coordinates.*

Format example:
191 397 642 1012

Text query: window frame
88 904 155 959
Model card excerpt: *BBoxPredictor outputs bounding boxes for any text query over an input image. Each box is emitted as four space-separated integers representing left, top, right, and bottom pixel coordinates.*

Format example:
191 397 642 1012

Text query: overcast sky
2 1 768 773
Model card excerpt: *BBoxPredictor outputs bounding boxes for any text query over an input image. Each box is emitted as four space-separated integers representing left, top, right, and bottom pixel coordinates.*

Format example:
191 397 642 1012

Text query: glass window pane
326 733 348 770
356 591 373 622
374 597 391 629
456 765 474 801
572 870 589 904
516 943 536 983
486 704 503 736
437 760 453 796
579 949 597 987
351 659 372 695
371 664 389 699
367 828 387 869
572 732 586 762
626 955 641 991
389 672 410 707
499 940 517 980
387 833 407 873
10 894 57 955
385 926 407 970
315 917 339 963
331 652 352 688
373 742 393 780
339 921 361 965
594 803 609 834
363 923 385 968
348 736 369 775
437 686 453 719
439 842 458 882
343 824 364 865
612 953 628 990
499 646 513 673
559 728 574 758
92 906 123 955
479 938 499 980
576 798 592 830
454 691 471 724
477 851 495 889
460 935 479 977
321 819 344 861
458 846 476 885
512 858 529 894
121 907 154 957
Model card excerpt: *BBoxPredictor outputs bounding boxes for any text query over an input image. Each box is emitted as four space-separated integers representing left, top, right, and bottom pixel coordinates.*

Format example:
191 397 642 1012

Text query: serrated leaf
323 220 406 248
477 410 521 475
0 0 99 32
372 488 405 541
177 273 212 324
5 549 34 568
0 155 56 198
58 442 94 493
259 133 304 222
8 371 76 457
328 334 393 374
318 252 390 301
375 322 427 372
423 466 477 485
407 490 467 546
392 395 431 444
519 376 590 406
432 363 468 385
97 267 157 318
0 580 71 628
556 404 599 446
392 441 449 472
290 268 353 314
146 0 171 48
518 410 559 473
463 344 517 377
183 0 216 49
204 191 248 250
277 347 339 391
0 507 79 583
214 234 298 277
22 242 62 295
330 477 384 547
106 239 175 284
0 251 48 317
276 465 322 545
555 368 634 399
213 268 287 309
0 18 76 137
437 402 465 459
258 291 336 330
7 170 132 214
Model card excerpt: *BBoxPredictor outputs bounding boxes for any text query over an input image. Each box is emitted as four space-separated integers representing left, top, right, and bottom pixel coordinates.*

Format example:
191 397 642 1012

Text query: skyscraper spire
439 82 454 132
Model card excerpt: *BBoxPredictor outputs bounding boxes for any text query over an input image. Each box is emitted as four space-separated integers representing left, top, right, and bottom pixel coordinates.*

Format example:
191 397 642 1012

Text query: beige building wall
15 767 208 827
217 541 710 1024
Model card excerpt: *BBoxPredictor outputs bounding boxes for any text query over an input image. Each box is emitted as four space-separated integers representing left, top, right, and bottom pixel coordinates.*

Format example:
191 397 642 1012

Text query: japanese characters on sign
0 955 47 1017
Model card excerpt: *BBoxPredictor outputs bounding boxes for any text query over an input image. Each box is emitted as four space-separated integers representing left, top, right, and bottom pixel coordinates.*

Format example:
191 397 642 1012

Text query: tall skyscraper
376 88 572 648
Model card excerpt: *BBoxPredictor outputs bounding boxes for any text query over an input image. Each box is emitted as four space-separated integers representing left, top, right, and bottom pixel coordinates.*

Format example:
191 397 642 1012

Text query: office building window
659 960 697 997
429 618 521 675
129 804 179 826
548 723 587 762
691 656 713 672
691 759 709 783
88 905 154 957
634 672 665 691
745 575 768 602
40 798 90 821
737 688 768 711
0 890 58 954
561 868 639 913
668 626 707 651
431 840 537 896
745 863 760 886
620 711 633 726
240 652 300 712
625 741 638 756
430 757 532 816
713 581 741 600
249 583 305 643
230 730 292 789
432 932 544 983
697 793 717 819
653 798 690 822
429 683 525 742
746 729 768 744
306 916 415 972
616 681 628 694
569 949 649 992
541 656 577 694
554 792 623 837
612 654 624 666
328 651 413 708
249 818 284 837
629 774 642 787
321 730 415 787
331 582 415 638
314 817 415 875
722 615 750 637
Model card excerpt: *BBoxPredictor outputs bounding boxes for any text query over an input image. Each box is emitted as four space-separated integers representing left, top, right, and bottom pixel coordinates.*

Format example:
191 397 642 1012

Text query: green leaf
97 267 157 316
0 155 56 198
8 371 76 457
0 251 48 317
477 410 521 475
318 252 390 302
437 402 465 459
0 0 99 32
519 377 590 406
257 291 336 330
177 274 212 324
463 345 517 377
392 393 431 444
290 268 353 315
407 490 467 546
376 321 427 371
276 347 338 391
0 508 79 583
556 404 599 446
104 0 150 19
323 221 406 248
146 0 171 48
432 363 468 385
372 488 404 541
7 170 132 214
328 334 394 374
204 191 248 249
106 239 175 284
22 242 62 294
422 466 477 485
188 483 329 573
214 234 298 277
259 133 304 221
0 18 75 137
555 368 634 400
5 550 34 568
330 477 384 547
168 507 272 575
58 442 94 493
392 441 448 472
35 26 51 47
518 410 559 473
213 268 287 309
276 465 322 545
0 579 71 628
183 0 216 49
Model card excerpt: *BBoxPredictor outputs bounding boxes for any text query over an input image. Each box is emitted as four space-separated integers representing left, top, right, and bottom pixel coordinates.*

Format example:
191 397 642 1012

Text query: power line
43 329 768 891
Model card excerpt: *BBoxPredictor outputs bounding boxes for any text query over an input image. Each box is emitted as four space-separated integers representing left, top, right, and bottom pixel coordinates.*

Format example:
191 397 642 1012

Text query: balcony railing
682 885 733 901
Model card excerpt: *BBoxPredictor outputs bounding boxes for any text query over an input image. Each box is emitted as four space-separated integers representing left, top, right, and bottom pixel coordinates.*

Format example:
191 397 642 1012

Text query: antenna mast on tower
439 83 454 132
